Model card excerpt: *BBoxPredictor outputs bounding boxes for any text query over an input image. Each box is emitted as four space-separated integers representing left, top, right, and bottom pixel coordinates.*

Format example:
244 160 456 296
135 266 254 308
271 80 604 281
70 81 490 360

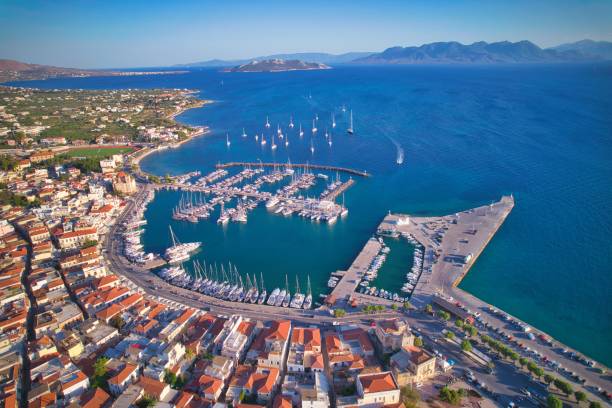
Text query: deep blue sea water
17 63 612 365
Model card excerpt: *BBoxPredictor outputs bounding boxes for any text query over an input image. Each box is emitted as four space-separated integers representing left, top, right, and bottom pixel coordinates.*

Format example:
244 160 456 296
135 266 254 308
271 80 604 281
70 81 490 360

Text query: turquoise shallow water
18 63 612 365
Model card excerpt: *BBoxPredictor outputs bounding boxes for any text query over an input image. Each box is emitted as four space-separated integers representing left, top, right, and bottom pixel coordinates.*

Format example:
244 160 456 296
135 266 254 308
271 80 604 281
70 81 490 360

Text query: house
287 327 323 373
138 375 171 401
244 367 280 403
79 387 111 408
221 319 255 361
113 172 137 195
196 374 223 401
254 320 291 370
355 371 400 408
204 355 234 381
374 319 414 353
56 228 98 250
389 345 436 386
108 362 139 396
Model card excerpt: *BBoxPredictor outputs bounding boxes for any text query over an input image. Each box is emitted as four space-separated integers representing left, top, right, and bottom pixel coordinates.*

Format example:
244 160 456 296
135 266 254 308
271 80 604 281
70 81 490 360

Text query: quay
378 195 515 308
321 178 354 201
215 161 371 177
328 237 382 306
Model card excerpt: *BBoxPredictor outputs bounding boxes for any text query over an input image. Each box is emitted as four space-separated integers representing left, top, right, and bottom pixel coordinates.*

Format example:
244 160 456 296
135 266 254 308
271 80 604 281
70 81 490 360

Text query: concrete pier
215 162 371 177
321 178 354 201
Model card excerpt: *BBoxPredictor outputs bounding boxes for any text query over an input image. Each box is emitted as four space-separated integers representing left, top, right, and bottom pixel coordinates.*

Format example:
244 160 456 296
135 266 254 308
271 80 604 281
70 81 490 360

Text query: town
0 85 610 408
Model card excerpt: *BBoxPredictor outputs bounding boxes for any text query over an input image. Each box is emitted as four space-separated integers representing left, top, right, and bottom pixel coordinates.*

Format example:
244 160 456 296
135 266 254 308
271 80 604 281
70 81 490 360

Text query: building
108 363 139 396
389 345 436 386
113 172 137 195
355 371 400 408
287 327 323 373
374 319 414 353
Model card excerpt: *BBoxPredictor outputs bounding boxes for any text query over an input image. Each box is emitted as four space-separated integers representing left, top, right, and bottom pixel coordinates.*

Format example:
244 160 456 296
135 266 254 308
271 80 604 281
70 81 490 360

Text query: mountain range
223 59 330 72
178 40 612 66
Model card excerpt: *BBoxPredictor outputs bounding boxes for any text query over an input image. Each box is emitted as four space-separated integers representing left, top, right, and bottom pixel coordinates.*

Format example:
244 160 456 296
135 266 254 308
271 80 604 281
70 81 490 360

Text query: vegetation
546 394 563 408
391 303 398 310
400 386 421 408
0 155 17 171
413 337 423 347
163 369 185 389
363 305 385 314
70 157 102 173
439 386 465 405
82 240 98 249
64 147 134 159
437 310 451 321
589 402 602 408
461 339 472 352
148 175 160 183
91 357 110 391
338 383 357 396
0 189 39 208
553 378 573 396
425 304 433 314
445 331 455 340
574 391 587 403
334 308 346 318
455 319 464 328
403 301 412 310
110 315 125 330
136 395 157 408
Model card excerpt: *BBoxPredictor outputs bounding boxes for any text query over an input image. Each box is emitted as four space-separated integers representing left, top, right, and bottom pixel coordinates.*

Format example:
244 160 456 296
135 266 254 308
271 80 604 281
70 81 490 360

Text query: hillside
354 41 598 64
0 59 108 83
550 39 612 60
178 52 372 67
224 59 331 72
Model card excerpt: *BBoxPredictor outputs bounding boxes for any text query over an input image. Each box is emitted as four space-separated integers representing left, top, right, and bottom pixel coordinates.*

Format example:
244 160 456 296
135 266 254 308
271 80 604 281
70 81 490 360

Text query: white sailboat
328 133 332 147
285 135 289 147
277 124 281 135
255 133 259 141
310 139 315 154
261 135 267 146
299 123 304 137
347 110 354 134
271 134 277 150
289 116 294 128
242 128 247 138
312 119 317 134
332 112 336 128
226 133 231 147
265 116 270 128
341 104 346 113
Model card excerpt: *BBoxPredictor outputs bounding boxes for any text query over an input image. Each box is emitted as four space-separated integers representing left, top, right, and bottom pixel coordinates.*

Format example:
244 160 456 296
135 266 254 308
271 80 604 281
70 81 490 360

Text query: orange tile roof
108 363 138 385
273 395 292 408
246 368 279 394
139 376 168 399
359 371 398 394
198 374 222 396
96 303 123 321
80 387 111 408
266 320 290 342
175 308 196 325
291 327 321 349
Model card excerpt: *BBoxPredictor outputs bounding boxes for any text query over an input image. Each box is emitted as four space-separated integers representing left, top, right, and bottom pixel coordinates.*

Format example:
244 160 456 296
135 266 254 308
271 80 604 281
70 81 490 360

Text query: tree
391 303 398 311
519 357 529 369
438 310 450 321
136 395 157 408
553 379 573 396
91 357 110 390
425 304 433 314
110 315 125 330
82 239 98 249
445 331 455 340
544 374 555 385
439 386 464 405
461 339 472 352
334 308 346 318
575 391 587 403
400 386 421 408
547 394 563 408
403 301 412 311
589 402 602 408
455 319 464 328
414 337 423 347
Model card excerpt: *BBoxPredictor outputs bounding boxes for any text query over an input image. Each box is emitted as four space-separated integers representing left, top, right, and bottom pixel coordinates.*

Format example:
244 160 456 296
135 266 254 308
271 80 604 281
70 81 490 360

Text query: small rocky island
224 58 331 72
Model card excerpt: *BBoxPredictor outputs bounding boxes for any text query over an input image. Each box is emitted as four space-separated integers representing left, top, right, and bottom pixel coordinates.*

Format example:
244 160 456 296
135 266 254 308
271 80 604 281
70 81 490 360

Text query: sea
15 63 612 366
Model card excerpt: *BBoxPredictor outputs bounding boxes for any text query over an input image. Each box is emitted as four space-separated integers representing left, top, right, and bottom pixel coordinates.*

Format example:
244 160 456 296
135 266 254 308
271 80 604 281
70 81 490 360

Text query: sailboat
341 104 346 113
332 113 336 128
265 116 270 128
312 119 317 134
282 274 291 307
258 272 267 304
303 275 313 309
255 133 259 141
347 110 354 134
289 116 294 128
310 139 315 154
242 128 247 138
226 133 231 147
290 275 305 308
299 123 304 137
328 133 332 147
277 124 282 135
271 134 277 150
341 193 348 217
261 135 267 146
285 134 289 147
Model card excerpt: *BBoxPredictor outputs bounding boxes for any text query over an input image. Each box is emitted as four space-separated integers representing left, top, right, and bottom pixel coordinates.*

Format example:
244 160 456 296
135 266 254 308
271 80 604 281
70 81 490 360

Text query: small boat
299 124 304 137
332 112 336 128
261 135 267 146
226 133 231 147
242 128 247 138
271 135 277 150
265 116 270 128
310 139 315 154
347 110 354 134
255 134 259 141
312 119 317 134
285 135 289 147
289 116 294 128
328 133 332 147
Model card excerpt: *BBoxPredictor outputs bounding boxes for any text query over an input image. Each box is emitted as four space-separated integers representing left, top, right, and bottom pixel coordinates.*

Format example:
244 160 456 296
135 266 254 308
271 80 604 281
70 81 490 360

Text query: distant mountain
224 59 331 73
177 52 373 67
354 41 599 64
0 59 109 83
550 39 612 60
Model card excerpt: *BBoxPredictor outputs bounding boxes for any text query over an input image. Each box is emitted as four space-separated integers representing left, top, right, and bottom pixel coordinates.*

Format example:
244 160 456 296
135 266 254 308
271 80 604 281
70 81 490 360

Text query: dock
379 195 515 308
215 162 371 177
321 178 354 201
328 237 382 305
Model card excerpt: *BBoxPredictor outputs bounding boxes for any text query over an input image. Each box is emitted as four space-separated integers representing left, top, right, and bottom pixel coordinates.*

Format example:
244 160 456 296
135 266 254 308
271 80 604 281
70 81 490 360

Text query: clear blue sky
1 0 611 68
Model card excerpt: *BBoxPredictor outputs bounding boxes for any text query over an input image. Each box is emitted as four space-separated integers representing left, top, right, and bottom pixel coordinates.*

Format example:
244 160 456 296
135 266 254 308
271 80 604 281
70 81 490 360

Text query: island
223 58 331 72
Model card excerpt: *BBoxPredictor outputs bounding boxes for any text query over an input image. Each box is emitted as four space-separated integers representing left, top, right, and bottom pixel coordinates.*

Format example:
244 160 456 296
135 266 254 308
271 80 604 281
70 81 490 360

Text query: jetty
321 178 354 201
216 162 370 177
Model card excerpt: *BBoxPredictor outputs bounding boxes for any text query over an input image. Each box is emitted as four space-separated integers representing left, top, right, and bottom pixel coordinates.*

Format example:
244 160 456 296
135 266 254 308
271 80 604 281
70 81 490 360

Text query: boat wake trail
388 136 404 165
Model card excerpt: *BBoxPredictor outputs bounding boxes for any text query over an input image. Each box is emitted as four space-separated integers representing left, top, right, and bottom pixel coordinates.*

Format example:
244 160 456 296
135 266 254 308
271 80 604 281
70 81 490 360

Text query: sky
1 0 612 68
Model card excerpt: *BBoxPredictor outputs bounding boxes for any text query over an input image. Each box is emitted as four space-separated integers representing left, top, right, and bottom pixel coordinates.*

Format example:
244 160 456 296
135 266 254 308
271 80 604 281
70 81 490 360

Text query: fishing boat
347 110 354 134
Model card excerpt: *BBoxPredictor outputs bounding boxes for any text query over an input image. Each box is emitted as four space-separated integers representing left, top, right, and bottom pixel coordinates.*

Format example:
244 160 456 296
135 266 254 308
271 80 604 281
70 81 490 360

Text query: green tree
136 395 157 408
400 386 421 408
110 315 125 330
589 402 602 408
439 386 464 406
519 357 529 369
553 379 573 396
445 331 455 340
91 357 110 390
438 310 450 321
547 394 563 408
403 301 412 311
544 374 555 385
575 391 587 403
461 339 472 352
334 308 346 318
82 239 98 249
391 303 398 311
425 304 433 314
455 319 464 328
413 337 423 347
